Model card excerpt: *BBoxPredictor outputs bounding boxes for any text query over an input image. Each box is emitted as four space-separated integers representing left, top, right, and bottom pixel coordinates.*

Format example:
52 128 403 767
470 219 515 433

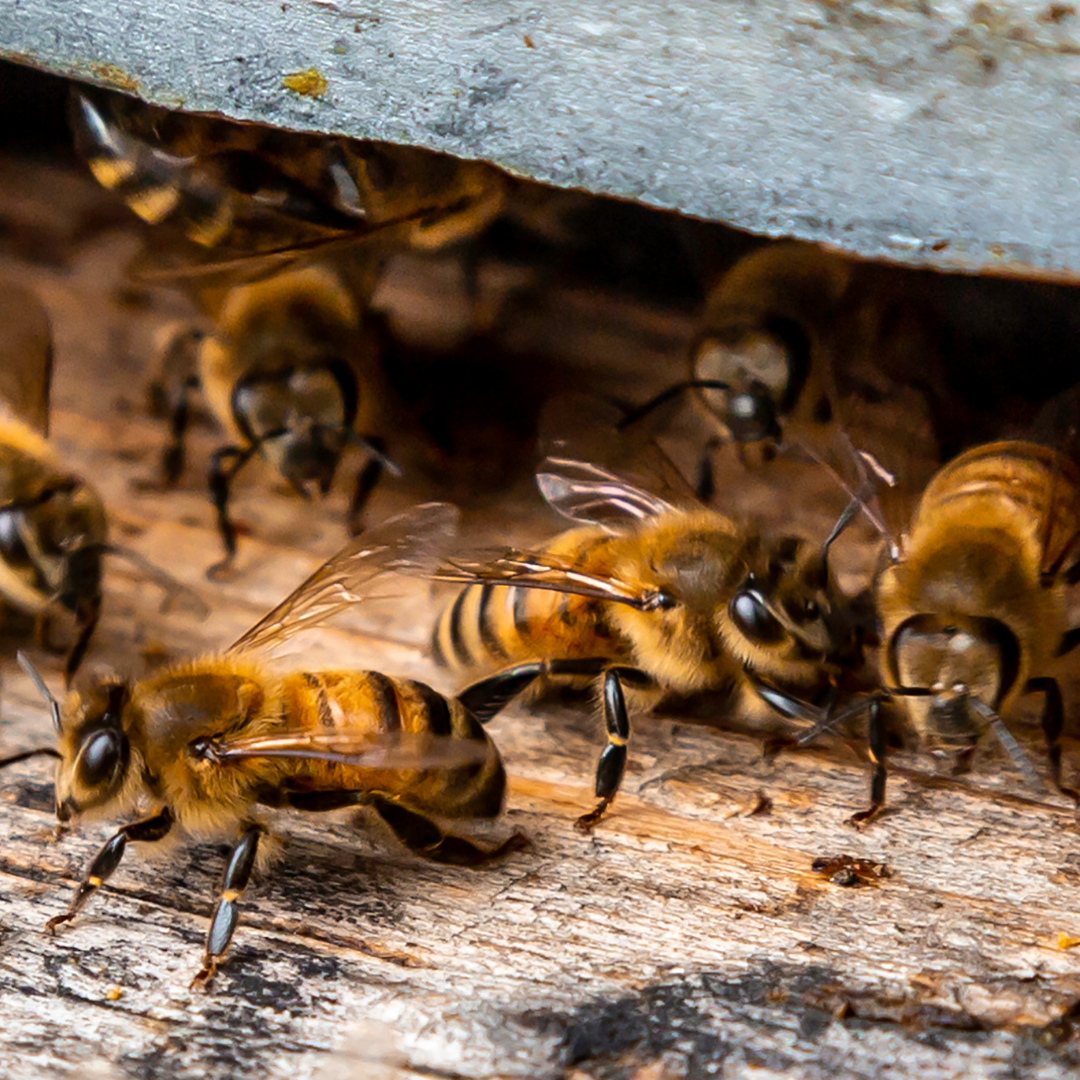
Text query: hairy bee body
834 440 1080 823
433 468 862 829
879 441 1080 740
59 660 504 839
434 513 843 697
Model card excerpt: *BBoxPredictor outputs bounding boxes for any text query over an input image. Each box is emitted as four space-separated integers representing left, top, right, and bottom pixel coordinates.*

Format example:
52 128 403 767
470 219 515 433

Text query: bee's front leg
191 824 264 990
46 808 174 932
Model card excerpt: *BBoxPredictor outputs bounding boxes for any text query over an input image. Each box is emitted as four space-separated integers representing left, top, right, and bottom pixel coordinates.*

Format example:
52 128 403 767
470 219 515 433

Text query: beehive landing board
1 155 1080 1080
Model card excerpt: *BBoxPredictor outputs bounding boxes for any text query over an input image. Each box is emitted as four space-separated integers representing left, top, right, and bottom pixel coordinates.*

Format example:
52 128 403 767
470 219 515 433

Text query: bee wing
434 548 669 611
229 502 460 655
0 282 53 436
536 456 679 528
209 729 488 770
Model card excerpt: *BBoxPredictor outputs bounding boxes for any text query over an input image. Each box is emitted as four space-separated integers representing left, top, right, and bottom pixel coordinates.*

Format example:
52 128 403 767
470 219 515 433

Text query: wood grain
0 155 1078 1080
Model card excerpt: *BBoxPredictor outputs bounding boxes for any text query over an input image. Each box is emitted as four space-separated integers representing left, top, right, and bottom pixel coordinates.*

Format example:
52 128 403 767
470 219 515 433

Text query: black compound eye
729 590 786 645
77 729 126 789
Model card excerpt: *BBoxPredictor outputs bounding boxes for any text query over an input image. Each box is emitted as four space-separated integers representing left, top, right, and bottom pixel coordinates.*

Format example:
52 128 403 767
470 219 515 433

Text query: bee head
886 614 1021 751
54 677 133 822
234 362 356 494
691 316 809 443
726 537 861 679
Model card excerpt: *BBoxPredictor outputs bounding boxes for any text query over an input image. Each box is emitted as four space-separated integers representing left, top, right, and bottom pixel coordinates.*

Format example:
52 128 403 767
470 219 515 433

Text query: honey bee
70 90 507 273
799 441 1080 823
1 502 525 987
432 458 865 829
0 281 108 682
150 263 399 576
618 242 946 497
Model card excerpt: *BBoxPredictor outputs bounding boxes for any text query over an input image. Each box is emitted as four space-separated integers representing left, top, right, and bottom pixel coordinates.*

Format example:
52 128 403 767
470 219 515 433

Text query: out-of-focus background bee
432 456 869 829
4 503 524 987
0 280 107 681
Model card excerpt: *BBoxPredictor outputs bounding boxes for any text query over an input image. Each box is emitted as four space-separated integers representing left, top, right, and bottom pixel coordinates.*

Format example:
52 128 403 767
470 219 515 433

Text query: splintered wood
1 154 1080 1080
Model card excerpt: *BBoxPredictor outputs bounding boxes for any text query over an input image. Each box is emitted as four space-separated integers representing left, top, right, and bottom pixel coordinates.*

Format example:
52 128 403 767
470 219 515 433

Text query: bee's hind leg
191 823 264 990
367 795 527 866
1027 676 1080 804
206 444 256 579
346 436 388 536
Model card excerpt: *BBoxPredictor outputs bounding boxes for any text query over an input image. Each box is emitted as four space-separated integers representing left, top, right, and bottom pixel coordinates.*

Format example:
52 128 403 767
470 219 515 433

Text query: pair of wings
227 461 682 665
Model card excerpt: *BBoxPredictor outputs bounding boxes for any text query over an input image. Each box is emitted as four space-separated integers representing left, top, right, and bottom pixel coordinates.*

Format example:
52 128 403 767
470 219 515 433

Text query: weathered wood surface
5 0 1080 279
1 154 1080 1080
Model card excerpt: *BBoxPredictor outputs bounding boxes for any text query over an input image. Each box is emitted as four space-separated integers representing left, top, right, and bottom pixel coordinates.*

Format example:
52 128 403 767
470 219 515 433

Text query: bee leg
1027 676 1080 804
160 375 200 485
575 667 637 833
456 662 547 723
191 824 263 990
346 436 388 536
207 444 257 578
695 444 717 503
46 808 174 933
848 699 887 828
367 795 527 866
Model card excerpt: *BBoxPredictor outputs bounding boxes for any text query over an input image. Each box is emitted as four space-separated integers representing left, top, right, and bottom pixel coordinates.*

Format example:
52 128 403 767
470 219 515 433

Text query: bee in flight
0 281 108 682
70 89 509 574
776 440 1080 824
432 458 866 830
2 503 525 988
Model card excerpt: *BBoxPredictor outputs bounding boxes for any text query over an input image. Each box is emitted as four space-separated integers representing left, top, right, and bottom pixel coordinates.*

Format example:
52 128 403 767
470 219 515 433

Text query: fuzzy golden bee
150 263 399 575
2 503 525 987
795 441 1080 823
433 458 865 829
0 281 108 681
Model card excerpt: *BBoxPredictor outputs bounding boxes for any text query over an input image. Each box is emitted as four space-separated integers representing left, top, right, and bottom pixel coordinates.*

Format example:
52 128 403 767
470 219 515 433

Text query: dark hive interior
1 60 1080 1080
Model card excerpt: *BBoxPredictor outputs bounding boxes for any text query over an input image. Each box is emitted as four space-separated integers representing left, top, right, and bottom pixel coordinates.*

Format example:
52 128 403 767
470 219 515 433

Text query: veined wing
203 728 488 770
537 457 679 527
230 502 460 655
435 548 674 612
0 282 52 435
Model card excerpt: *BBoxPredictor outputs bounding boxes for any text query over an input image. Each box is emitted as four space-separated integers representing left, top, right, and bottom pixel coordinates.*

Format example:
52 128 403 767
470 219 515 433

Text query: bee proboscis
2 502 525 988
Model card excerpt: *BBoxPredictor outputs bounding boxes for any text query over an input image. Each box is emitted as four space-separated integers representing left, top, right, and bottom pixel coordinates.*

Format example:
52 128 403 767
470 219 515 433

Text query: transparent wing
205 728 489 770
229 502 459 655
435 547 673 612
537 457 678 527
0 282 53 435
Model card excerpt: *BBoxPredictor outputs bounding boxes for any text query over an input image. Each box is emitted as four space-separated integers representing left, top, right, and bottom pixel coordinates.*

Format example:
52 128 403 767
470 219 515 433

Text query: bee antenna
100 544 210 619
16 651 63 734
0 747 62 769
968 698 1045 795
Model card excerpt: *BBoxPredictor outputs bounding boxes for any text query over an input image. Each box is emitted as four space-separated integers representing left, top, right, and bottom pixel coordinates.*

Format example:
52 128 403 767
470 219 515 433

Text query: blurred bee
789 441 1080 823
0 281 107 682
433 458 866 829
1 503 524 988
149 263 399 576
69 90 507 281
618 242 947 497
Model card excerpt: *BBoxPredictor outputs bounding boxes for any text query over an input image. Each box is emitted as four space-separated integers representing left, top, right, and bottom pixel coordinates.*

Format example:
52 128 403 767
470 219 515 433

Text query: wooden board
0 154 1079 1080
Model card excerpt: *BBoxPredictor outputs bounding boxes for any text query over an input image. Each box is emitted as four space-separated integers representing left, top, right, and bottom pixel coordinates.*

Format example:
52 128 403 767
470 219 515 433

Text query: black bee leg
207 444 256 578
161 374 200 485
346 436 388 536
576 667 638 833
457 662 547 723
46 809 174 933
1028 676 1080 804
848 699 887 828
696 444 717 503
1056 625 1080 657
191 824 263 989
367 795 528 866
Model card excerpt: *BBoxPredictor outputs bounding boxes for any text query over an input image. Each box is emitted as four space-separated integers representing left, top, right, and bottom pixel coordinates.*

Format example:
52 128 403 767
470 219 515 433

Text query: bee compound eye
77 729 126 789
729 590 786 645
